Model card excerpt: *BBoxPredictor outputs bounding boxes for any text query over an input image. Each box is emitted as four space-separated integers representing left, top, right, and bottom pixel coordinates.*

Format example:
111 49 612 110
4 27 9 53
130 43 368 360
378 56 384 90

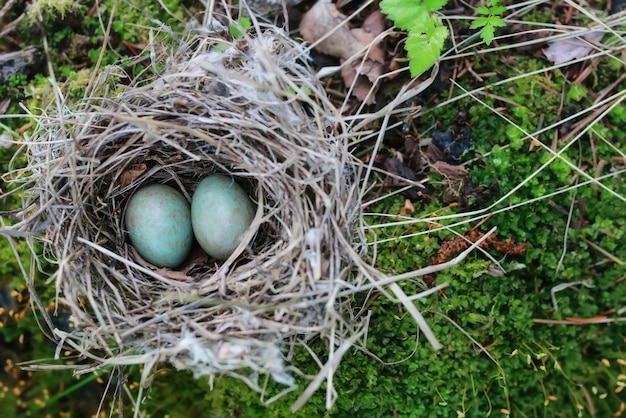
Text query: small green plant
229 17 252 39
380 0 448 77
380 0 507 77
469 1 507 45
566 84 588 103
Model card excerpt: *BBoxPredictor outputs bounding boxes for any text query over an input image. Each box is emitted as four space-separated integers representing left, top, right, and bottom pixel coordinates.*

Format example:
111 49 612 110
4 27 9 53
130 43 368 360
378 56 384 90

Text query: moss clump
25 0 82 24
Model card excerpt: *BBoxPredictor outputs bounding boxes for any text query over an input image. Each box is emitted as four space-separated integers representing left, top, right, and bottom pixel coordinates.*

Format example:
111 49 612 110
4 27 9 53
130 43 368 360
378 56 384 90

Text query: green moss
25 0 83 24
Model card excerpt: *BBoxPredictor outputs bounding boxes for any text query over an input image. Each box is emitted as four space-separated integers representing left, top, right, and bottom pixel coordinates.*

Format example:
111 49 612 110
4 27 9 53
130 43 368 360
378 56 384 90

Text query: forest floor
1 0 625 417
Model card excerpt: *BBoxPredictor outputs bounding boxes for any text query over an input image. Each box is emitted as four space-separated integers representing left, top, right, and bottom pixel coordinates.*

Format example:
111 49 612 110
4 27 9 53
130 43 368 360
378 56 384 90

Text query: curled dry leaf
382 156 426 200
340 54 384 105
119 163 147 188
432 161 468 179
299 0 386 103
299 0 358 59
383 156 418 184
427 141 446 161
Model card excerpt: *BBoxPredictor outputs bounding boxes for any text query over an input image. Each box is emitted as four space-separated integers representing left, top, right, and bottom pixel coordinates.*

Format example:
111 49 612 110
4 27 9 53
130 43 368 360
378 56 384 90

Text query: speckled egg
125 184 193 268
191 175 255 260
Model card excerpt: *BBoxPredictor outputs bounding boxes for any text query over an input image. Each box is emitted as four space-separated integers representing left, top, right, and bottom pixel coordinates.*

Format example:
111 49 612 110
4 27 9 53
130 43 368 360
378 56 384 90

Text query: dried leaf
119 164 147 188
363 10 385 34
299 0 386 103
543 32 604 65
383 157 418 183
382 156 426 200
428 142 446 161
340 58 384 103
433 161 468 179
299 0 356 58
355 10 386 64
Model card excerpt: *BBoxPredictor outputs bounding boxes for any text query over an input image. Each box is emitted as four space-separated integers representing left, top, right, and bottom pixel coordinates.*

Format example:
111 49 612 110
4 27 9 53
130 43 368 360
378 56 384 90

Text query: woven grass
18 14 368 401
2 4 470 412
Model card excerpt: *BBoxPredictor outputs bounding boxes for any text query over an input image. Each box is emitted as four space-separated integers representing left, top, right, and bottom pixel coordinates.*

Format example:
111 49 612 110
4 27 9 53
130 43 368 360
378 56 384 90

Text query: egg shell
125 184 193 268
191 175 255 260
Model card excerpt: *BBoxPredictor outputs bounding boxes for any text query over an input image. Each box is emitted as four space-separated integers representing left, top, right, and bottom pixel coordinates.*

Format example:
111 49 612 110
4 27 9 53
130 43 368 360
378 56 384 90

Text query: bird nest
15 17 377 406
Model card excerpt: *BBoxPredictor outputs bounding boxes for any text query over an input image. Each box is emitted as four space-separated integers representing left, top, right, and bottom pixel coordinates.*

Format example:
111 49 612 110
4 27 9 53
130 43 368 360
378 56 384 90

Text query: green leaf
480 24 496 45
380 0 429 31
490 6 507 15
380 0 450 77
476 6 491 15
229 17 251 39
489 16 507 27
470 17 490 28
423 0 448 12
405 23 448 77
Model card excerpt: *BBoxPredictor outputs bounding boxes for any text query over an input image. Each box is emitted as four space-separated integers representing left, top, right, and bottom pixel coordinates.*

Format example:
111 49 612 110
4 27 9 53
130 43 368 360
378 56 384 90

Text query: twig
534 316 626 325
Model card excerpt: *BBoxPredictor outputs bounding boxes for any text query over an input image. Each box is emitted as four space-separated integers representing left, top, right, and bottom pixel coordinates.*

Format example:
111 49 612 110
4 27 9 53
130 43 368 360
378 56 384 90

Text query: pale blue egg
125 184 193 268
191 175 255 260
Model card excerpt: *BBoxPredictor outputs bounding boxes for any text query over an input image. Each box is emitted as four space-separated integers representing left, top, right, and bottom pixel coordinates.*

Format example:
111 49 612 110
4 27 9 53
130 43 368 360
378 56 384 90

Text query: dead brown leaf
352 11 386 64
119 164 147 188
428 142 445 161
383 156 418 184
300 0 355 59
340 58 384 104
299 0 386 103
433 161 468 179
